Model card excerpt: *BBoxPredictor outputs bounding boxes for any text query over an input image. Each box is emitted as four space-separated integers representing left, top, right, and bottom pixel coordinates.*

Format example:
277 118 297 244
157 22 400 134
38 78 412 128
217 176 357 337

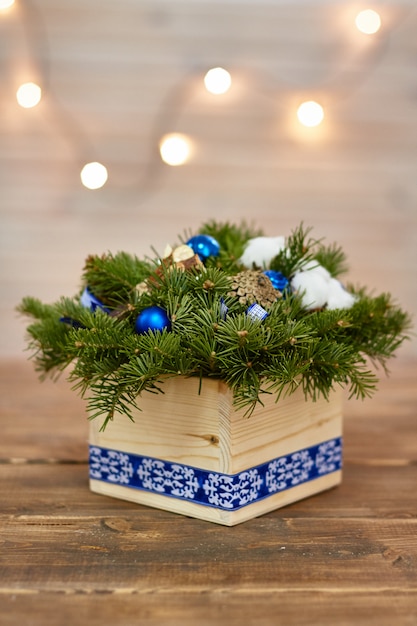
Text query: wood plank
1 591 417 626
0 359 415 623
1 462 416 519
1 510 416 589
0 360 87 462
1 0 417 620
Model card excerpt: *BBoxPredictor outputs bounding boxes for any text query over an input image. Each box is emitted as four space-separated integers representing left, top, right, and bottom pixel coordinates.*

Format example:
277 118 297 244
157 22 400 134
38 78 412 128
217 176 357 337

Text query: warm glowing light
80 162 108 189
159 133 192 166
204 67 232 95
355 9 381 34
0 0 15 9
297 101 324 127
16 82 42 108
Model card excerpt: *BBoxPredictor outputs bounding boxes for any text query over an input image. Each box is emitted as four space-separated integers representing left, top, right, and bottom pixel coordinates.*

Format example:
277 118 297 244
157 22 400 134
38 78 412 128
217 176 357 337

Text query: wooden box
89 377 343 525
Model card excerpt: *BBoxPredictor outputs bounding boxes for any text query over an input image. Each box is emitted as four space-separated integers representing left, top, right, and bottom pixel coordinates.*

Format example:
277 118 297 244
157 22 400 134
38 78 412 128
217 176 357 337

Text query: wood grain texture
0 357 416 623
88 376 343 471
1 592 417 626
89 376 343 524
1 0 417 616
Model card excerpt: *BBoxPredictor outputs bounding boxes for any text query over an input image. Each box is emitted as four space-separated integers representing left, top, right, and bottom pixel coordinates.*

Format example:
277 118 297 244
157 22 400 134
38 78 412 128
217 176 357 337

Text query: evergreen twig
17 221 412 429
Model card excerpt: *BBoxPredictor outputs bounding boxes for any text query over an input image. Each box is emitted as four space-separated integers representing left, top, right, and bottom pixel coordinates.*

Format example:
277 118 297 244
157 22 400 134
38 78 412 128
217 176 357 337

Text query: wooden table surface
1 358 416 626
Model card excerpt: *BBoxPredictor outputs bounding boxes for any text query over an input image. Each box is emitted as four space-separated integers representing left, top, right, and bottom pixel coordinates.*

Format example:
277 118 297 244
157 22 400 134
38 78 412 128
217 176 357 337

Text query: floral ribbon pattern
89 437 342 511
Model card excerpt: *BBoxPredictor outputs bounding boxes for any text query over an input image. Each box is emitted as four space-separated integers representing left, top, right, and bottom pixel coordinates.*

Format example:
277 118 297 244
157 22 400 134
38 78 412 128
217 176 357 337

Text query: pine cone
228 270 281 308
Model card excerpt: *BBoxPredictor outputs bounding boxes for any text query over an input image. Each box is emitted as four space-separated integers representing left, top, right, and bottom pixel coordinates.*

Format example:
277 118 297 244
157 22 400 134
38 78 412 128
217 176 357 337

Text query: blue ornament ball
134 306 171 334
186 234 220 262
263 270 289 292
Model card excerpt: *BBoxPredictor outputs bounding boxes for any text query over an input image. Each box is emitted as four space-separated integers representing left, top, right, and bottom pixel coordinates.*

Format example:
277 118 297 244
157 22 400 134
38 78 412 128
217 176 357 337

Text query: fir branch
186 266 233 302
261 350 310 399
344 292 412 367
269 223 320 277
199 220 264 257
82 252 153 306
85 373 141 431
17 220 412 428
18 296 58 321
182 308 222 375
146 264 191 300
314 242 349 277
199 220 263 273
17 297 80 376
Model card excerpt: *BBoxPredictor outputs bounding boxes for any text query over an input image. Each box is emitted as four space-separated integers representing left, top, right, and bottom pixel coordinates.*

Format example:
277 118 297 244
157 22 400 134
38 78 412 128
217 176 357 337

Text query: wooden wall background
1 0 416 358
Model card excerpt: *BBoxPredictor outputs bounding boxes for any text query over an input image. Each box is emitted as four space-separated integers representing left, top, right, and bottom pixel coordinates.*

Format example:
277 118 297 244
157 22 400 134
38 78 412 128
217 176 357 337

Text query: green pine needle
17 221 412 429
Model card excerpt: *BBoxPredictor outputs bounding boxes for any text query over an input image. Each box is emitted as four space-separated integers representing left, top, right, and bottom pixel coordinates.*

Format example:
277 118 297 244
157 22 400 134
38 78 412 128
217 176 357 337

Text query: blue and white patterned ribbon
246 303 268 321
81 287 110 313
89 437 342 511
219 298 229 320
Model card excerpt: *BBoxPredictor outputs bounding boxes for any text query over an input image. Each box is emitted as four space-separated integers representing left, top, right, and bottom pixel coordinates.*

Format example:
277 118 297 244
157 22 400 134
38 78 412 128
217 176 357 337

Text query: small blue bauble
186 234 220 262
263 270 289 292
134 306 171 334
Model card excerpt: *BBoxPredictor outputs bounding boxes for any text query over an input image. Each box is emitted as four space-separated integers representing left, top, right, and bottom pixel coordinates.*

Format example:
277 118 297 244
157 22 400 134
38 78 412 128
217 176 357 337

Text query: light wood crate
89 377 343 525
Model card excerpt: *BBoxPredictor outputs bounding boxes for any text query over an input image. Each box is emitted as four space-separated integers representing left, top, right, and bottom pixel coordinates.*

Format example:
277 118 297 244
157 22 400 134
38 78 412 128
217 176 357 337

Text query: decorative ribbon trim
89 437 342 511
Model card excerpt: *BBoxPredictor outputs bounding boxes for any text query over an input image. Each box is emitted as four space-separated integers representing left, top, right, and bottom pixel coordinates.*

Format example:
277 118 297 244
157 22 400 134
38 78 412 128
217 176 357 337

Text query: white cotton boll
301 260 332 282
292 261 356 310
291 270 330 310
326 279 357 310
240 236 285 268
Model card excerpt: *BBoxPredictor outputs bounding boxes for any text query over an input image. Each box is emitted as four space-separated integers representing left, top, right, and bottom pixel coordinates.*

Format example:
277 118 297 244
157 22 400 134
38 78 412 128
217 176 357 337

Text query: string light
0 0 15 10
204 67 232 95
159 133 192 166
16 82 42 108
2 2 411 190
296 101 324 127
80 162 108 190
355 9 382 35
